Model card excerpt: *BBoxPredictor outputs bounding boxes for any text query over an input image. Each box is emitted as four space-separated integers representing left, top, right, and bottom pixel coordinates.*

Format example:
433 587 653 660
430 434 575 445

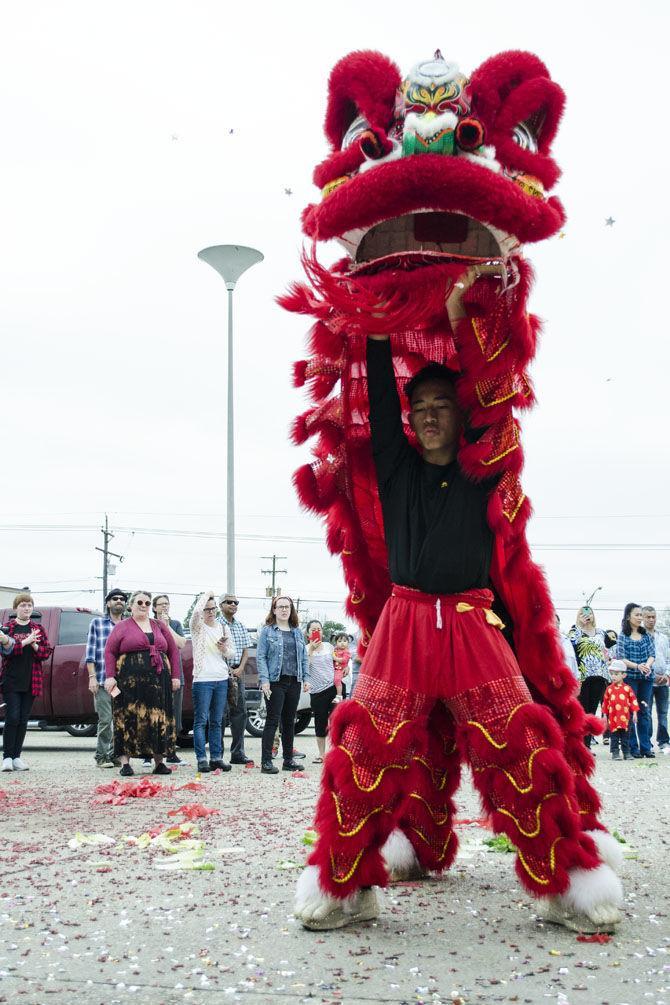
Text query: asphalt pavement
1 730 669 1005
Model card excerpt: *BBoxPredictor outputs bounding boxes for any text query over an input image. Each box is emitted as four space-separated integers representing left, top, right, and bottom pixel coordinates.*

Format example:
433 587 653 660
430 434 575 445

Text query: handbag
228 671 239 708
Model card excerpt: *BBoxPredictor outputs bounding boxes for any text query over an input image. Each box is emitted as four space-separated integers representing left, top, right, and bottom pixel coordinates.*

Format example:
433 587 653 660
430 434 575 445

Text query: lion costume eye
342 114 371 150
512 122 538 153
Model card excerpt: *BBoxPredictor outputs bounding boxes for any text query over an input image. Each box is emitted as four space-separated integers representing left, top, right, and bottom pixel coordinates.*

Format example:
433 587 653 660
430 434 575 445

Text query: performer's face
409 379 462 455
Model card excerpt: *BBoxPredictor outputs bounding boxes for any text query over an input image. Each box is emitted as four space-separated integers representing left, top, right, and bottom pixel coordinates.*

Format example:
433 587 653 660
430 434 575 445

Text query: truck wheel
245 703 266 738
294 709 312 734
65 723 97 738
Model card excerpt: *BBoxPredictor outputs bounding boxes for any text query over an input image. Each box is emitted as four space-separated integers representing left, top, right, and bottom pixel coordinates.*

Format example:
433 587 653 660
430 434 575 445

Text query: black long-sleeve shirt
367 338 493 595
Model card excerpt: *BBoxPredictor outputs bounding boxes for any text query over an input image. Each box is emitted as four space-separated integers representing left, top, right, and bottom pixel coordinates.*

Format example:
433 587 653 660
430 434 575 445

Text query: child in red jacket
602 660 640 761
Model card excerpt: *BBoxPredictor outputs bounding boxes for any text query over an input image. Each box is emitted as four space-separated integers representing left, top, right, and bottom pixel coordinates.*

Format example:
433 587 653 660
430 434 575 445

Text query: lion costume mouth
345 210 514 274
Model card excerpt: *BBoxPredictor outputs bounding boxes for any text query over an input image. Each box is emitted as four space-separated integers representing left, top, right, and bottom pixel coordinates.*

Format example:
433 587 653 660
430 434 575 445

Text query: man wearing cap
85 590 127 767
219 594 254 765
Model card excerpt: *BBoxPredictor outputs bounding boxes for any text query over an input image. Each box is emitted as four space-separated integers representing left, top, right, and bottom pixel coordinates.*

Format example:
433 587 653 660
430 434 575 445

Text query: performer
284 48 625 933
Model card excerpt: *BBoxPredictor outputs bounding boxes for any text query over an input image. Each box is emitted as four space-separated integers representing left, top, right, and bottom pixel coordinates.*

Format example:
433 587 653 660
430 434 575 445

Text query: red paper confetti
93 776 170 805
167 804 220 821
576 933 612 943
177 781 204 792
291 771 308 778
454 817 491 828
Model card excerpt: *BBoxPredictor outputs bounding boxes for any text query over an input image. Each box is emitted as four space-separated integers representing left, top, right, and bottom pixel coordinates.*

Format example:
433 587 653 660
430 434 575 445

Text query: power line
2 522 670 550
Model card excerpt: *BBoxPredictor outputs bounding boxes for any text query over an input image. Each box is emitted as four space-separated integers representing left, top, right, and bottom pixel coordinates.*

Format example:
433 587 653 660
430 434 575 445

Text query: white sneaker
12 758 29 771
1 758 13 772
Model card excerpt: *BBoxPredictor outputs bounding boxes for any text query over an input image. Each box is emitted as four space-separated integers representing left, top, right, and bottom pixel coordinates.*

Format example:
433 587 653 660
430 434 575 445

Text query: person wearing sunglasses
104 590 181 776
218 594 253 765
257 596 307 774
84 588 128 768
189 591 235 773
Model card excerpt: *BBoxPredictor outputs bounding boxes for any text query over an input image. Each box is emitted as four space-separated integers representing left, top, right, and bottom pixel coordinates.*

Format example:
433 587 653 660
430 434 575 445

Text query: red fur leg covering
308 674 436 898
451 678 602 898
396 700 461 873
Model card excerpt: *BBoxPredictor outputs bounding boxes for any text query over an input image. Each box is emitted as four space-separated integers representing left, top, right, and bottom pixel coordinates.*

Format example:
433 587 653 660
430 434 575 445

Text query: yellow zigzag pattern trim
331 792 387 837
409 826 452 862
467 704 529 749
516 836 562 886
409 792 451 826
473 747 548 794
330 847 365 884
337 745 409 792
351 700 414 745
412 756 448 791
495 792 561 838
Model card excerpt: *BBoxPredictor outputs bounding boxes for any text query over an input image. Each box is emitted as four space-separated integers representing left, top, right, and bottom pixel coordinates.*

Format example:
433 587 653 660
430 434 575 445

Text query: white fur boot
294 865 379 931
540 862 623 933
584 829 625 875
381 828 426 882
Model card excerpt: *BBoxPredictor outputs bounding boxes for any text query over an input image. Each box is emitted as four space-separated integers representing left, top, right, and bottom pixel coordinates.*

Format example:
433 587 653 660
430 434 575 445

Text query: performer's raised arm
366 337 411 485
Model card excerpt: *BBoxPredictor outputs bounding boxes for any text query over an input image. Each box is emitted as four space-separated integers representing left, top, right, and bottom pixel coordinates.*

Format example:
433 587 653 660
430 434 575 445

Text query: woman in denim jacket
257 596 307 774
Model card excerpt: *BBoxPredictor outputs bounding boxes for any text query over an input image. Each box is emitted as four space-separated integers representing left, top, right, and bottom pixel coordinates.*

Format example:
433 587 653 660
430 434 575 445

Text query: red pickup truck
0 606 311 741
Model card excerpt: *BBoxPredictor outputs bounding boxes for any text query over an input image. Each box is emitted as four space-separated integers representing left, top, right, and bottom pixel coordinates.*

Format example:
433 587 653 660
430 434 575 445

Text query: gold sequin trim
409 792 451 826
471 316 510 362
351 700 413 744
412 756 448 791
409 826 453 862
516 836 562 886
332 792 386 837
337 745 409 792
466 703 528 749
330 847 365 884
473 747 548 793
495 792 560 838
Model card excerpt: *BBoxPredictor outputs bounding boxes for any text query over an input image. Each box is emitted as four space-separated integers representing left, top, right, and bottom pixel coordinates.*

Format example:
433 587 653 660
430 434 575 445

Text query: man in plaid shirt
85 589 128 767
219 593 254 765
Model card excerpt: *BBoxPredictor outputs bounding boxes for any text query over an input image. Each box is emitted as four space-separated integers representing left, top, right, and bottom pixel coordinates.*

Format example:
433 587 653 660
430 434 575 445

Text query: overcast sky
1 0 667 631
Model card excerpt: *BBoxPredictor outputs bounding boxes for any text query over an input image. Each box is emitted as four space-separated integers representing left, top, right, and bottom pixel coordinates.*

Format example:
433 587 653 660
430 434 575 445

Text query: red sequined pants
308 586 602 898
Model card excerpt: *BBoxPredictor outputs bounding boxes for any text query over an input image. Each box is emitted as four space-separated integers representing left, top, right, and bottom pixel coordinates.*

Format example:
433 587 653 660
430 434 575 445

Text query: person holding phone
304 620 342 764
257 596 307 774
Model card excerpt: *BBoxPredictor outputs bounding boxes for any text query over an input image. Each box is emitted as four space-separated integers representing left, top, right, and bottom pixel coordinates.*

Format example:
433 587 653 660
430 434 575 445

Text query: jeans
652 685 669 747
192 680 228 763
625 676 654 755
261 675 301 763
223 673 247 758
93 686 114 762
2 689 34 759
610 728 629 757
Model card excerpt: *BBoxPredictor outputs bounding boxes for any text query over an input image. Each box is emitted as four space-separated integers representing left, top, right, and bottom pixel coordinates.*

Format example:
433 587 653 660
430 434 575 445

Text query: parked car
0 606 313 742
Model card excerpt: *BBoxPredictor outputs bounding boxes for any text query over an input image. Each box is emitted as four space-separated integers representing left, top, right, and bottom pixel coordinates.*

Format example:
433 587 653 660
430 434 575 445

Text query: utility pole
95 514 124 607
261 555 287 598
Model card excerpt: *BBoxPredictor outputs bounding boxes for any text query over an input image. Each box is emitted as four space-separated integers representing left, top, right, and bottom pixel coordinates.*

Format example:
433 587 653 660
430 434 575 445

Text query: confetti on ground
93 776 170 804
167 803 220 820
67 832 116 849
577 933 612 943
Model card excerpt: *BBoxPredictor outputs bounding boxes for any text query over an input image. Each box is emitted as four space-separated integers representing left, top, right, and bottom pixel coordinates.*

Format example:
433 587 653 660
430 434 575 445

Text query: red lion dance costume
283 49 624 932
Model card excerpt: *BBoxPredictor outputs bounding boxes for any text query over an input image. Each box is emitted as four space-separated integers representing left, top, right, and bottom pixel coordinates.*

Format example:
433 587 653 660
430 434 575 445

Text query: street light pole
197 245 263 594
